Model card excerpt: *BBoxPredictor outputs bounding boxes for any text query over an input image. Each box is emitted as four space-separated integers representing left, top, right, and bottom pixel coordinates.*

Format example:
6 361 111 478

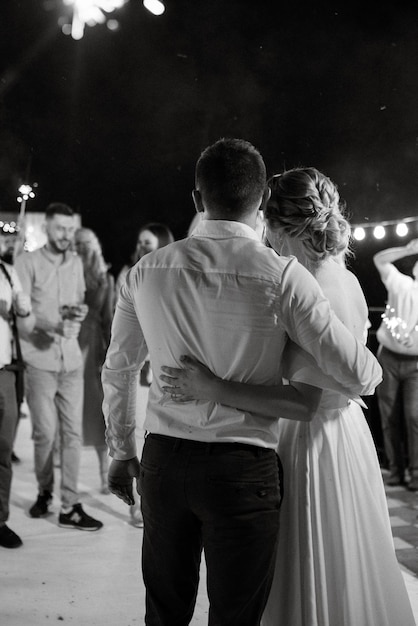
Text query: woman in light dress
116 222 175 387
116 222 175 525
115 222 175 295
160 167 416 626
75 228 115 494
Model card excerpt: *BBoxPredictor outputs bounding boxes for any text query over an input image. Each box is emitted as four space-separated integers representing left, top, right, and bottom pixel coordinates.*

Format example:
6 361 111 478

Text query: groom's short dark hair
195 138 266 216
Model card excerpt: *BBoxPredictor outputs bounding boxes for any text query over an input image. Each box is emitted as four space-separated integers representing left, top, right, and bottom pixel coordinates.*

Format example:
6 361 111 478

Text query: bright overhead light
373 225 386 240
143 0 165 16
353 227 365 241
395 222 408 237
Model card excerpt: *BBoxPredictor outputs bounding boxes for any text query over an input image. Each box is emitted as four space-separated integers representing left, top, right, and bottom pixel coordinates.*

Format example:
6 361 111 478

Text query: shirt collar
40 245 75 264
191 219 260 241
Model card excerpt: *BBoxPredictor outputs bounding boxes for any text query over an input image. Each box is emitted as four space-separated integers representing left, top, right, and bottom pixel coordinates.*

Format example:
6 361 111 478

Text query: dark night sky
1 1 418 304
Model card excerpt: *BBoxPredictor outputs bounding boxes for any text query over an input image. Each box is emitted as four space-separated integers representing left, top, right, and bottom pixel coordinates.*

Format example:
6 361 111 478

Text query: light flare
373 225 386 240
395 222 408 237
62 0 129 39
143 0 165 15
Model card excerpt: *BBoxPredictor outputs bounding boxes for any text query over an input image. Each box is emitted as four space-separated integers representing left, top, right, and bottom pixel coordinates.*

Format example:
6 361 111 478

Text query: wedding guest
115 221 175 527
75 227 115 494
374 238 418 489
0 231 27 462
14 203 103 531
0 258 31 548
115 222 174 295
116 222 174 390
0 232 18 265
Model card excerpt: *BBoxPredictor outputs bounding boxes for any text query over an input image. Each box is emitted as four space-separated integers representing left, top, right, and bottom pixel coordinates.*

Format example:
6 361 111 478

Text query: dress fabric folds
262 388 416 626
79 271 114 446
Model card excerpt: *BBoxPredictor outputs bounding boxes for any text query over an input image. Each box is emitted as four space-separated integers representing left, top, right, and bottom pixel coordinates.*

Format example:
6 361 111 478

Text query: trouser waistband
146 433 273 456
380 346 418 361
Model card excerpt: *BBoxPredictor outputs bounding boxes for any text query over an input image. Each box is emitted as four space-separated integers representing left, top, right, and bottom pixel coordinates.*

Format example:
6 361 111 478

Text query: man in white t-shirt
374 238 418 490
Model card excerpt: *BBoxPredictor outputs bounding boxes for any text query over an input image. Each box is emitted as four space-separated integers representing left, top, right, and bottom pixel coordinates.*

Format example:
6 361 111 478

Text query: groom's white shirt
102 220 382 460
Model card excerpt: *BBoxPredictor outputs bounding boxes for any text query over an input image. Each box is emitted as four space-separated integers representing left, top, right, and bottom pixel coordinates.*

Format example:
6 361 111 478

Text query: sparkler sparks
59 0 165 40
382 304 418 348
61 0 129 40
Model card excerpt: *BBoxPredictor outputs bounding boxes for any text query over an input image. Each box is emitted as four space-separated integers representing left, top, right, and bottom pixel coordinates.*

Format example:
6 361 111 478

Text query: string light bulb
373 225 386 239
351 216 418 243
353 227 366 241
395 222 408 237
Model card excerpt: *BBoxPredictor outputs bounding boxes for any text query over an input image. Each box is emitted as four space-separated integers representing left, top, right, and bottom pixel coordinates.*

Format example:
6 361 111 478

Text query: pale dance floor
2 388 418 625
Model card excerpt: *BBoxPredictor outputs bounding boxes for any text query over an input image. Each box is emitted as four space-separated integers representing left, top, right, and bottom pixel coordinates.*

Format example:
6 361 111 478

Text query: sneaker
29 491 52 518
0 525 23 549
58 504 103 531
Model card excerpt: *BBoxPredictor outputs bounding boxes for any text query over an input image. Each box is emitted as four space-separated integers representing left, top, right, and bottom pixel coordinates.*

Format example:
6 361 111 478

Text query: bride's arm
160 356 321 422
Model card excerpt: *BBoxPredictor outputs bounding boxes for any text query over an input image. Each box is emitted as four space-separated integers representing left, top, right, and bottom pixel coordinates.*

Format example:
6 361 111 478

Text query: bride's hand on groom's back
160 355 217 402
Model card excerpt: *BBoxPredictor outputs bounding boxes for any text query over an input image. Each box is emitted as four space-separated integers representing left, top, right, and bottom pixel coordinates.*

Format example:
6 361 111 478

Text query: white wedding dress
262 260 416 626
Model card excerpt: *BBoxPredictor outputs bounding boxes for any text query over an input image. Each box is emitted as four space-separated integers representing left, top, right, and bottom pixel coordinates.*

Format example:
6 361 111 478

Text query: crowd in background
1 201 418 547
0 211 174 547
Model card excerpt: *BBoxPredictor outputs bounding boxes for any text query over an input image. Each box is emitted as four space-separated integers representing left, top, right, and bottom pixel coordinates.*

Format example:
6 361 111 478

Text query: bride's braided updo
264 167 352 263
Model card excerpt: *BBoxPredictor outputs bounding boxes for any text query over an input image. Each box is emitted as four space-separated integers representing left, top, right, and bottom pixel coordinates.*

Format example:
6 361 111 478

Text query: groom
102 138 382 625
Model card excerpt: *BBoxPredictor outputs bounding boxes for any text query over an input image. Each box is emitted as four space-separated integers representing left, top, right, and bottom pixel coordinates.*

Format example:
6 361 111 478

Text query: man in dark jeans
374 239 418 490
102 138 381 625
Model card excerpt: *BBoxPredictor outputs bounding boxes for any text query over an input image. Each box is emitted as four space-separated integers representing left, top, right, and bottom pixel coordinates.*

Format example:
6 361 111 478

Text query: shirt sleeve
101 268 149 460
75 256 86 303
9 266 23 296
13 254 37 335
14 253 32 296
279 258 382 396
384 264 411 293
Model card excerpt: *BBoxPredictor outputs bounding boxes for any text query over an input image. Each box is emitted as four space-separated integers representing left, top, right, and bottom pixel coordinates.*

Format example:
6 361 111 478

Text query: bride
160 167 416 626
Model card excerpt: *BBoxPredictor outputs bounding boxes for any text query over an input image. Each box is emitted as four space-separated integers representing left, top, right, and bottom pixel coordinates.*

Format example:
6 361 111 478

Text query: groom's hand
108 457 141 506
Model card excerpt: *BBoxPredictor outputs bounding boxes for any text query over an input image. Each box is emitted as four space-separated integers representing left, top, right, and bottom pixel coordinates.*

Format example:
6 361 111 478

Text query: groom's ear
192 189 204 213
260 186 271 211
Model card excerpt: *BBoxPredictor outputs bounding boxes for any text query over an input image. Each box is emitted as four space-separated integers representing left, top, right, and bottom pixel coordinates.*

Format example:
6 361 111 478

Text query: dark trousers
139 434 282 626
0 370 18 523
377 346 418 474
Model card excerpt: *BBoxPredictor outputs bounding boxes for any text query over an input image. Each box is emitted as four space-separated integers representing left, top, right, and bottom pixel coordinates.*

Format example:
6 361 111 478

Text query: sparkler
62 0 129 40
59 0 165 39
17 183 37 220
